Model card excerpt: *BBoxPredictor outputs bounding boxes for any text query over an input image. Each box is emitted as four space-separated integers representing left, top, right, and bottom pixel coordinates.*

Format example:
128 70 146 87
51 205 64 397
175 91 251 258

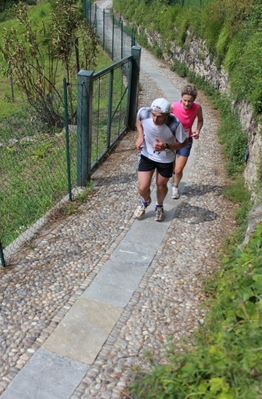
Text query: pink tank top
171 101 199 137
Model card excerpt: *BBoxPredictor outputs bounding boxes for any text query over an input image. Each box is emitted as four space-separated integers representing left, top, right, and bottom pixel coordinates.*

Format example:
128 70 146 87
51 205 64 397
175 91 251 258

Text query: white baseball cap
151 98 170 113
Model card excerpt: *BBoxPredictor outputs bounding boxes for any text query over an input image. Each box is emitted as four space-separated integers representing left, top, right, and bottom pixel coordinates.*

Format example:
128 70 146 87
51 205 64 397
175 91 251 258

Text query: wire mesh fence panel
85 1 135 62
110 63 131 140
1 1 139 266
0 86 77 263
92 73 111 164
91 59 131 167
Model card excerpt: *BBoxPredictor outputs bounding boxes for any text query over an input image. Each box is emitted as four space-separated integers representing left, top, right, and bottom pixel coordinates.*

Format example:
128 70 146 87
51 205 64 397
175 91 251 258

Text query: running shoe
134 198 151 219
154 206 165 222
171 186 180 199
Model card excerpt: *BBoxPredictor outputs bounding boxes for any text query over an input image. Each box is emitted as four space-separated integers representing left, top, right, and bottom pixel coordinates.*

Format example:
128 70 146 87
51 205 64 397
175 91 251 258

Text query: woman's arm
192 105 203 139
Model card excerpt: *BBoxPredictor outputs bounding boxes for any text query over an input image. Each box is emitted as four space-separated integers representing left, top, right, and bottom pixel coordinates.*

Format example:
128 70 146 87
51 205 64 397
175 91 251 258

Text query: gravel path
0 47 237 398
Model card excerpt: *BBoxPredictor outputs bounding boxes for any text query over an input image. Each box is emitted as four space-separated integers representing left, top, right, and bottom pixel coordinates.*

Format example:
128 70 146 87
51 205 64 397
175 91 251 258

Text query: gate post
77 70 93 186
128 46 141 130
0 240 6 267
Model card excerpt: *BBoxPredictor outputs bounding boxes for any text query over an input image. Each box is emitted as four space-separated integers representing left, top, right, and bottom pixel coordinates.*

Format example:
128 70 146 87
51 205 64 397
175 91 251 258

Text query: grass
0 1 113 117
0 2 52 115
0 2 129 252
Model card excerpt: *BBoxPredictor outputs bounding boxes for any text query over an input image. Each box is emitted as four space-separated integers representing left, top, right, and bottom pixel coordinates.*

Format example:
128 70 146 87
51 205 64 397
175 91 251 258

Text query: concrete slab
141 61 181 102
83 258 150 307
43 297 122 364
0 348 88 399
109 239 157 263
123 219 169 246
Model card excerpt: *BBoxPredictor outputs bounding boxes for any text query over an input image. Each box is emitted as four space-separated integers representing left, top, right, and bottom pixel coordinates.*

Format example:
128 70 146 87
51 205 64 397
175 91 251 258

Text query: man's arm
135 119 144 150
153 137 188 152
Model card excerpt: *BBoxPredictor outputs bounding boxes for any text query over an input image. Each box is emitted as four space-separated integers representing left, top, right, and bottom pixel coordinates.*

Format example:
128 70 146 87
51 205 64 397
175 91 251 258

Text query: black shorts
138 154 173 178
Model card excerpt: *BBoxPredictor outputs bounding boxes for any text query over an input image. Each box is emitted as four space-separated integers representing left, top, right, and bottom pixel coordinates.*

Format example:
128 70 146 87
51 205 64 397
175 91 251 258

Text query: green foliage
75 184 94 202
224 31 245 73
257 145 262 189
113 0 262 116
130 222 262 399
170 59 188 77
229 31 262 114
157 6 180 41
222 177 251 247
217 112 247 177
216 25 230 59
0 1 102 117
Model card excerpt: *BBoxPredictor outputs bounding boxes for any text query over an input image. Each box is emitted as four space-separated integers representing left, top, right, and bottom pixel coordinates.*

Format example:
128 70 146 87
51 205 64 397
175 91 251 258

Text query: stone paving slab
140 61 181 102
0 348 88 399
109 240 158 264
83 258 150 308
42 297 122 364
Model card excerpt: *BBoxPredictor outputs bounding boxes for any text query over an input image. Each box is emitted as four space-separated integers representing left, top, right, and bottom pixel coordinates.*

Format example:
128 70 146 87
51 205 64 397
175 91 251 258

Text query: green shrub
230 32 262 114
130 222 262 399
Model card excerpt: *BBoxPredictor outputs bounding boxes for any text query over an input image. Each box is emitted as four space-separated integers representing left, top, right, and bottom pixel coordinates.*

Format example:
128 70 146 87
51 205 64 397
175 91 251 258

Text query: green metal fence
0 47 140 267
0 81 76 265
84 0 136 62
76 47 141 186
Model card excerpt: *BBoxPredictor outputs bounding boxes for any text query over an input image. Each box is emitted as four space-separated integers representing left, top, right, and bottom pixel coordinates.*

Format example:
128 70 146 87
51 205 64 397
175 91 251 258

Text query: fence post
77 70 93 186
112 15 115 60
121 19 123 59
83 0 87 19
63 78 72 201
128 46 141 130
75 38 80 74
0 241 6 267
103 9 105 50
132 30 136 47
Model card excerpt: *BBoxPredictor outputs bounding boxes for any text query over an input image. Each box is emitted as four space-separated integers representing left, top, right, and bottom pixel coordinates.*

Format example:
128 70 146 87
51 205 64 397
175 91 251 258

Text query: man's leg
134 170 154 219
155 172 169 205
137 170 154 201
154 173 169 222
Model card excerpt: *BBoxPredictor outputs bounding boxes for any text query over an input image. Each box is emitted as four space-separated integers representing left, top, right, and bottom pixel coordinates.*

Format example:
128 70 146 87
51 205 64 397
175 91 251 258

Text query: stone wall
144 26 261 241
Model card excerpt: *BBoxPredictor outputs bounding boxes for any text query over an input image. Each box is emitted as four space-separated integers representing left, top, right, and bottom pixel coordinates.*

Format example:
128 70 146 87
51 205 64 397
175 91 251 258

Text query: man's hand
135 138 144 150
153 138 164 152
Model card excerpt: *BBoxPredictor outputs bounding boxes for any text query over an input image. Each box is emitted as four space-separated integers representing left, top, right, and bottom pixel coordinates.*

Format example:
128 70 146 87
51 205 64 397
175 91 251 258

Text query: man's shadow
173 201 218 224
182 183 224 198
171 183 225 224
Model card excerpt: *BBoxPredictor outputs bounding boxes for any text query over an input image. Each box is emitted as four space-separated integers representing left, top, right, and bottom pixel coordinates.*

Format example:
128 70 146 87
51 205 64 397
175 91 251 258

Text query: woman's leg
171 155 188 199
174 155 188 188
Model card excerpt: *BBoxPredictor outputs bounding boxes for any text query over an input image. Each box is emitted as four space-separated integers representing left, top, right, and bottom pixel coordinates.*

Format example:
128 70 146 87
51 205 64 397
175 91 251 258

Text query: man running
134 98 188 222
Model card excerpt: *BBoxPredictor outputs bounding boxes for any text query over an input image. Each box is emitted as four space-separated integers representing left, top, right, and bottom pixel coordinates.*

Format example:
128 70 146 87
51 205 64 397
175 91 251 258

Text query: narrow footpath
0 19 237 399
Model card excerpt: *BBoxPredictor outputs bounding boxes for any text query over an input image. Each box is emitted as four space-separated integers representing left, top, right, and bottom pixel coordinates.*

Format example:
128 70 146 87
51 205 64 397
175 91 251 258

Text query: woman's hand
192 131 200 139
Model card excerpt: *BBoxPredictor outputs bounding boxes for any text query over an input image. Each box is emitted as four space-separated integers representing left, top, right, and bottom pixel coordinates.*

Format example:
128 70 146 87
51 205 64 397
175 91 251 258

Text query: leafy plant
130 222 262 399
0 0 98 126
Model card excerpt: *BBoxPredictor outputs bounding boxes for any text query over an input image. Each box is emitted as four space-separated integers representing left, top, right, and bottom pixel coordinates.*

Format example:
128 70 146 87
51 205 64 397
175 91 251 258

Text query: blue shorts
138 154 173 178
176 137 193 157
